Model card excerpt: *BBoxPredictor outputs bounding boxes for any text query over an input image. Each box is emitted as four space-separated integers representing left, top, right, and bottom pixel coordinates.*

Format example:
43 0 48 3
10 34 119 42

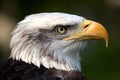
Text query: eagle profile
0 12 109 80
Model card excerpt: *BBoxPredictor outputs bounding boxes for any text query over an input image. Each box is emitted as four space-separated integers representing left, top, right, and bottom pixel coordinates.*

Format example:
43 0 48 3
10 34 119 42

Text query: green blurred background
0 0 120 80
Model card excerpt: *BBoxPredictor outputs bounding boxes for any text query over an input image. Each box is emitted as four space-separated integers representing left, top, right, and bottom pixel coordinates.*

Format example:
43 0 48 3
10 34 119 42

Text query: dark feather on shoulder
0 59 88 80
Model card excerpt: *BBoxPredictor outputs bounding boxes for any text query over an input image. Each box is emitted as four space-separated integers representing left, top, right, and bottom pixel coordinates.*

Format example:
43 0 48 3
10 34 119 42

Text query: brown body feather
0 59 88 80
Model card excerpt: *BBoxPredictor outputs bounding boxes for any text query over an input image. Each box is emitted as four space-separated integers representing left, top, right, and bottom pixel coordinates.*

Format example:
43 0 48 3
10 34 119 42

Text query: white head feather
10 12 87 71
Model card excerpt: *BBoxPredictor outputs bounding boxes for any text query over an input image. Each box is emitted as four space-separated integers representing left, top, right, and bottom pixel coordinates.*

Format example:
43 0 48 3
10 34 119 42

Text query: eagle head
9 12 109 71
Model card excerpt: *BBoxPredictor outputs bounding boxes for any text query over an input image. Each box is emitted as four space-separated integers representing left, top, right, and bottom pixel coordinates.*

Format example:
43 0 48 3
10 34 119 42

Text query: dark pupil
59 27 64 31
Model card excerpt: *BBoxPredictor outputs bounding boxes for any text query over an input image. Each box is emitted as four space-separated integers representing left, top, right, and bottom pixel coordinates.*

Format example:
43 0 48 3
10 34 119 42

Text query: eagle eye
55 26 67 34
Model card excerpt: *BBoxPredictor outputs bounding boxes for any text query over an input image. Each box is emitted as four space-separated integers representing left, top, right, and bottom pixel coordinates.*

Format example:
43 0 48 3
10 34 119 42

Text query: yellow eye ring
55 26 67 34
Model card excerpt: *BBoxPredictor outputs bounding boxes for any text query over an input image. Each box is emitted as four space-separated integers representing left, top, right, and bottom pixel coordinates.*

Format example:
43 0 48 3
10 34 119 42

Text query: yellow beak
62 20 109 47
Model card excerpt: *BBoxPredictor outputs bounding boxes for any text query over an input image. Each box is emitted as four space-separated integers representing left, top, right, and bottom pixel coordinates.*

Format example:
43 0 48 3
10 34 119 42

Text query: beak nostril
84 24 89 28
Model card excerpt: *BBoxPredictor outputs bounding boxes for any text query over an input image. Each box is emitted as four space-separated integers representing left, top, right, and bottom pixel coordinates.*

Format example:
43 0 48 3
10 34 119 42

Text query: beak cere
62 20 109 47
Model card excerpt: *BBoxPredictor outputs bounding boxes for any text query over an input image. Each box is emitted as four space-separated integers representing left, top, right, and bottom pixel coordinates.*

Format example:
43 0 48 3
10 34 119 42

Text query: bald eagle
0 12 109 80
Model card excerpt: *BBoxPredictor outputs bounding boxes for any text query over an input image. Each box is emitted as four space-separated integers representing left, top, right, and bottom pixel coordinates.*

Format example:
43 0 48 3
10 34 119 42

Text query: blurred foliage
0 0 120 80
